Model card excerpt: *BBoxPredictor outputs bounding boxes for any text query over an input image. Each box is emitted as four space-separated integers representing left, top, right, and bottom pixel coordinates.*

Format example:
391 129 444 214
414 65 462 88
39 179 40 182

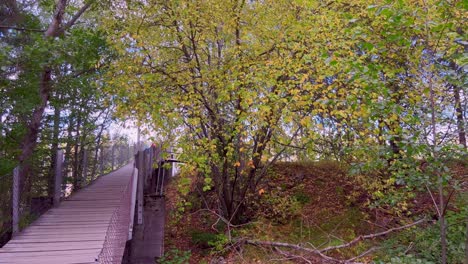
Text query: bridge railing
97 164 136 264
0 141 135 246
95 143 179 263
97 144 167 263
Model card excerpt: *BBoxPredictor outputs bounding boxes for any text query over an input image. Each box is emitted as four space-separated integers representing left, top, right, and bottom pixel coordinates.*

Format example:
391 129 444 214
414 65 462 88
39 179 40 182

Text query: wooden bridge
0 146 170 264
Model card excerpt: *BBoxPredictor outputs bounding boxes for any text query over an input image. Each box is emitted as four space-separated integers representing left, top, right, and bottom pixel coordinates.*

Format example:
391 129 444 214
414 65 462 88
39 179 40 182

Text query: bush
378 209 467 263
191 230 228 252
191 231 218 248
157 248 191 264
259 191 301 224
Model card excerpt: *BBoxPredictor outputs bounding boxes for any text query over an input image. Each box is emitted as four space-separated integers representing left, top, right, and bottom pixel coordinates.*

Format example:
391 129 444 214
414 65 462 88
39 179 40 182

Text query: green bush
157 248 191 264
378 209 467 263
190 230 228 252
191 231 218 248
260 191 301 224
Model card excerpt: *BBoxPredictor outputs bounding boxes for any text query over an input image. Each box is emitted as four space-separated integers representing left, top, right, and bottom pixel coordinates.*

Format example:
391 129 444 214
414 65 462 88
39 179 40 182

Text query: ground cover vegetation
0 0 467 263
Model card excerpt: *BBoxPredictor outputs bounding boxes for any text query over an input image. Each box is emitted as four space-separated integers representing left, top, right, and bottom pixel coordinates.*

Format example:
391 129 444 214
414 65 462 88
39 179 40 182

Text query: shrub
157 248 191 264
260 191 301 224
378 209 467 263
191 231 219 248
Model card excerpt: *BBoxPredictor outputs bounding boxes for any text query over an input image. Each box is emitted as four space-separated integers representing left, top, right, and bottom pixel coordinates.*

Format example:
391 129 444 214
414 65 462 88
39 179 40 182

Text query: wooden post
129 168 138 240
127 144 131 162
149 149 154 178
143 150 148 187
82 149 88 187
111 144 115 171
155 163 161 195
54 149 63 207
12 166 19 236
171 153 175 177
137 150 144 225
99 146 104 177
160 162 166 196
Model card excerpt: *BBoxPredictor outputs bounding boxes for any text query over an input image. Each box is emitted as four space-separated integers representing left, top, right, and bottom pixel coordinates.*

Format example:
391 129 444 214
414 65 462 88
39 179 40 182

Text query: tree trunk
17 0 66 199
72 113 82 189
90 111 109 178
429 73 447 264
453 84 466 148
63 108 75 187
15 0 92 202
48 101 61 197
18 69 52 196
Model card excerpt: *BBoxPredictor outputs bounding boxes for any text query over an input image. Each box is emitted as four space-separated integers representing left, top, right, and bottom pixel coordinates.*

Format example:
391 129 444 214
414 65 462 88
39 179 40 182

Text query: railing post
127 144 131 162
149 148 154 178
54 149 63 207
155 163 160 195
142 150 147 188
82 149 88 187
137 150 144 225
111 144 115 171
100 146 105 177
160 161 166 196
129 167 138 240
12 166 19 236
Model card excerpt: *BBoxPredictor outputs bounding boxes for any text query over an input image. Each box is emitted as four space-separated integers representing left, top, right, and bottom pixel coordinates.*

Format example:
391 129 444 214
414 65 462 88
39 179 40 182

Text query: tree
0 0 95 202
0 0 116 237
104 0 369 222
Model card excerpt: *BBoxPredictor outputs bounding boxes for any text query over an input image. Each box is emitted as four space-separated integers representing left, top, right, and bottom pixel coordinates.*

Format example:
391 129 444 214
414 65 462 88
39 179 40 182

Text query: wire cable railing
0 141 136 247
97 165 136 263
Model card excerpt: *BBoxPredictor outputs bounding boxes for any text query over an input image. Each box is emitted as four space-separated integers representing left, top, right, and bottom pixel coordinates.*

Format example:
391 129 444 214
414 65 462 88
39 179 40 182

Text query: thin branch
345 247 379 263
0 25 45 32
55 1 94 36
426 183 441 217
244 240 338 263
320 218 426 252
274 247 313 264
243 218 426 263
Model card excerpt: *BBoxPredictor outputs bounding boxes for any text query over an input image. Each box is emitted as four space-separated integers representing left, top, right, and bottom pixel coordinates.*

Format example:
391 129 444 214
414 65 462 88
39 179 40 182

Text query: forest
0 0 467 263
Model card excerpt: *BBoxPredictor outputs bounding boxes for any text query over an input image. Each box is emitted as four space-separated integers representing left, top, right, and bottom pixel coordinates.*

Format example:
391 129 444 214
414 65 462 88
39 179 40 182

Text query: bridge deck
0 164 134 264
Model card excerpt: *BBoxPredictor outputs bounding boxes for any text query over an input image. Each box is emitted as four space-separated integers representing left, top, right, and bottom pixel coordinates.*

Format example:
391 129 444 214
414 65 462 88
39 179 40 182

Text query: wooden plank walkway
0 164 134 264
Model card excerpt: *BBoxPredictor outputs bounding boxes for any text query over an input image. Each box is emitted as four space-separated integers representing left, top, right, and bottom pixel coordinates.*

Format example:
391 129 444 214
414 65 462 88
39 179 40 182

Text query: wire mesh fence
97 166 135 264
0 141 136 247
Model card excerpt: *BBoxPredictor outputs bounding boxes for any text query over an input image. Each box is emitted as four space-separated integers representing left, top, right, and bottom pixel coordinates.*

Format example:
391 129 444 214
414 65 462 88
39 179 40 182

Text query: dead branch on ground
242 217 426 263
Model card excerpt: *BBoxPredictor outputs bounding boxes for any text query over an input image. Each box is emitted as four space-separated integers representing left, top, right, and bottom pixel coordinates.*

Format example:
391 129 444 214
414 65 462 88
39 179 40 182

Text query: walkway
0 164 135 264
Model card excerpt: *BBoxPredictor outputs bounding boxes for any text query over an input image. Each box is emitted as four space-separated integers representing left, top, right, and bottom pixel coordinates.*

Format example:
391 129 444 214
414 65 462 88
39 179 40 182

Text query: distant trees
0 0 119 237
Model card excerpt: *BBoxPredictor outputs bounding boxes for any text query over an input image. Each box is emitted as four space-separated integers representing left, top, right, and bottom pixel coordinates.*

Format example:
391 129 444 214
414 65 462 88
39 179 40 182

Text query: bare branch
0 25 45 32
274 247 313 264
244 240 339 263
320 218 426 252
45 0 67 37
55 0 94 36
345 247 380 263
243 218 426 263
